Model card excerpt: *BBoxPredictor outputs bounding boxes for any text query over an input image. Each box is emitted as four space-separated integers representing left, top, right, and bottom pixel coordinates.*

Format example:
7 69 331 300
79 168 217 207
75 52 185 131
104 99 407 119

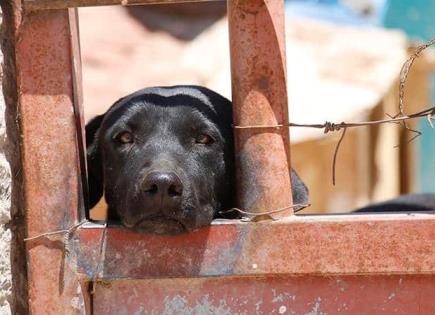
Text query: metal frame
2 0 435 314
4 6 86 314
24 0 221 11
76 214 435 279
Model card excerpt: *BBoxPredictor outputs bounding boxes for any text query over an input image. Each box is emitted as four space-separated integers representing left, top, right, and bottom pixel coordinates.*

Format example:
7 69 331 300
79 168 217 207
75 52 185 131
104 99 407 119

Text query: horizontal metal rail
74 213 435 280
93 274 435 314
24 0 223 11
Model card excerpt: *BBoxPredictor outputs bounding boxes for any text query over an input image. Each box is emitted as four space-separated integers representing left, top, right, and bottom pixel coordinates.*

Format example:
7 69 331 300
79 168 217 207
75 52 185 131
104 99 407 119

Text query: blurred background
80 0 435 216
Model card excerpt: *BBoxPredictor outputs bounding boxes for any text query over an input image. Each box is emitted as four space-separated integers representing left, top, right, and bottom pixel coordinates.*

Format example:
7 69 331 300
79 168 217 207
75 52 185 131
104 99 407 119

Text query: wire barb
24 219 88 245
332 128 347 186
219 203 311 221
233 106 435 132
233 37 435 189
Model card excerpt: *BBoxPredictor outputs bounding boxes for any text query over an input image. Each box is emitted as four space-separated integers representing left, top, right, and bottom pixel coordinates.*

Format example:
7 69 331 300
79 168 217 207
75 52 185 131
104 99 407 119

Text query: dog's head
86 86 234 234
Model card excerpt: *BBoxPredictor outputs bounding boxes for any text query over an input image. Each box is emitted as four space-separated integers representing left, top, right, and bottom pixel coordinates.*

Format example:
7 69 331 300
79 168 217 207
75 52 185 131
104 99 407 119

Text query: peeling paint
94 276 435 314
118 308 128 315
70 285 84 311
337 302 348 312
161 294 235 315
271 290 296 303
77 214 435 279
70 297 81 310
255 300 263 314
133 306 145 315
271 289 284 303
305 297 322 315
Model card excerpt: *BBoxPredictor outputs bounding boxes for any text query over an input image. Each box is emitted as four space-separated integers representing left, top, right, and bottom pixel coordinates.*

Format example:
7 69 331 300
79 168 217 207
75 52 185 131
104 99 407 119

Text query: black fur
354 193 435 212
86 85 309 234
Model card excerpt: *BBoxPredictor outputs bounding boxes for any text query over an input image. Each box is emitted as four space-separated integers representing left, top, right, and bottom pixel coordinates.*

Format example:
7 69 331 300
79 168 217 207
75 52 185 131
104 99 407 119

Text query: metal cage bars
2 0 435 314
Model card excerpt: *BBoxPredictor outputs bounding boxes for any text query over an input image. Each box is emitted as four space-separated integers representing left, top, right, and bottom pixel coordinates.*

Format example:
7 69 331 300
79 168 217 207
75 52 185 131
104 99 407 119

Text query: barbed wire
233 106 435 132
22 38 435 270
219 203 311 220
399 38 435 117
234 39 435 187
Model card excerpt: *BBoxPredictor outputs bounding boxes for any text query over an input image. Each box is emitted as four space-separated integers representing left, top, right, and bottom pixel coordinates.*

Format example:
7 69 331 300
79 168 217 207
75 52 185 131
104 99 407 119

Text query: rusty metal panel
75 214 435 279
228 0 294 218
8 0 435 314
14 8 85 314
93 275 435 314
24 0 220 11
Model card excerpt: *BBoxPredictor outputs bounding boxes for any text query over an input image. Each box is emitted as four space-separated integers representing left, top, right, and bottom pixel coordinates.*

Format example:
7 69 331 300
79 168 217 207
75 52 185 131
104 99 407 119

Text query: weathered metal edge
74 213 435 280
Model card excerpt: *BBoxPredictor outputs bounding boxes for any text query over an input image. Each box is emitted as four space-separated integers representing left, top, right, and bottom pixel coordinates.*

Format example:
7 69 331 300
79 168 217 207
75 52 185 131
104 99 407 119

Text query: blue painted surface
418 114 435 193
383 0 435 41
285 0 388 26
382 0 435 192
285 0 370 26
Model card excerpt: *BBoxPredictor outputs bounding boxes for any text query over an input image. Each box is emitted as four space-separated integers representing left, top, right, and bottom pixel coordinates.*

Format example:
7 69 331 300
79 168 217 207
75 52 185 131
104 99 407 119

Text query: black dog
354 193 435 213
86 86 309 234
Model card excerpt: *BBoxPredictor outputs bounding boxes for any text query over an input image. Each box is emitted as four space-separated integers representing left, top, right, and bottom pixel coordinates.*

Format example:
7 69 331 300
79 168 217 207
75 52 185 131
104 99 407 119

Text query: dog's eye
116 131 134 144
195 134 214 145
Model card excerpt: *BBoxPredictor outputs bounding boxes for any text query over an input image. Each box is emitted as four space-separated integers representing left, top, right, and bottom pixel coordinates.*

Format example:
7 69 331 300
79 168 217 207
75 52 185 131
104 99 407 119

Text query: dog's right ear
86 114 105 208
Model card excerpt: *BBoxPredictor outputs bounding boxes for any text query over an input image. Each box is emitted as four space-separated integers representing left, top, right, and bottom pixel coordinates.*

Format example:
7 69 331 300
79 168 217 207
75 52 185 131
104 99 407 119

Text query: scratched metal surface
93 275 435 314
15 8 85 314
75 214 435 279
228 0 294 219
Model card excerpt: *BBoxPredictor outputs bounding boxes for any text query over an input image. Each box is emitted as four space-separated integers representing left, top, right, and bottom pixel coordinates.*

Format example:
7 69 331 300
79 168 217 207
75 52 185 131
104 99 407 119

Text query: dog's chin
124 217 189 235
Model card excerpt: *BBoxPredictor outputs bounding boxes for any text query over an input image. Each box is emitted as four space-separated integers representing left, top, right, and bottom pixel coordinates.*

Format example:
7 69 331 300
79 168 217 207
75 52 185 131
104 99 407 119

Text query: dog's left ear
86 114 105 208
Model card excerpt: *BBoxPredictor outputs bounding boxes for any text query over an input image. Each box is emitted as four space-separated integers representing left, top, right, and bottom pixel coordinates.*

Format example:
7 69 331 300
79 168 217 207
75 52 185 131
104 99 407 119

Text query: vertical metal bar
68 8 89 219
13 8 85 314
228 0 293 218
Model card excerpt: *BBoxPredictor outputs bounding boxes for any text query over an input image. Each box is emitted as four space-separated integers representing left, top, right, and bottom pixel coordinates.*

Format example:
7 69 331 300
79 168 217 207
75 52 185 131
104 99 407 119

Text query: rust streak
228 0 293 219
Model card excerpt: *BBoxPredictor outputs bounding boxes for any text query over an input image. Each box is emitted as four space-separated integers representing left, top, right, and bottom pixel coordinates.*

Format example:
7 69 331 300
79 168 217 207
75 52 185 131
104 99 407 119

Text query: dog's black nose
142 171 183 198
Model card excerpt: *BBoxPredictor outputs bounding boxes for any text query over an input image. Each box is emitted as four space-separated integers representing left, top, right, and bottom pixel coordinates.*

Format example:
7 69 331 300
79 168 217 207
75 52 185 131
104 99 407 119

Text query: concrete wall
0 10 12 315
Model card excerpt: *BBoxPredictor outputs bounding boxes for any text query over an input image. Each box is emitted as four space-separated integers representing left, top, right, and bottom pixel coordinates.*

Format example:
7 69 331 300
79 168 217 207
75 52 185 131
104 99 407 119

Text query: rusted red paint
8 0 435 313
93 275 435 314
68 8 88 219
15 9 85 314
228 0 293 218
24 0 218 11
75 214 435 279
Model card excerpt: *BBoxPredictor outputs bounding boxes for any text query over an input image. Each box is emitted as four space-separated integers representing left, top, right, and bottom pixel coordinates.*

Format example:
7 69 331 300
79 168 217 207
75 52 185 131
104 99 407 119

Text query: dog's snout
142 171 183 198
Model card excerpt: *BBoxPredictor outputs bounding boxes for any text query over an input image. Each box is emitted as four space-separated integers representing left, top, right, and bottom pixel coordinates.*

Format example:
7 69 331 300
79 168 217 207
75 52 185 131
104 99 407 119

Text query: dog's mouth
123 215 189 235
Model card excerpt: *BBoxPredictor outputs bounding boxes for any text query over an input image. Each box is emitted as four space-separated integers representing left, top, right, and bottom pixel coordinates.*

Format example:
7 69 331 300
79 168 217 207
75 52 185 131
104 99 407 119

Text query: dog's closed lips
125 215 187 235
86 85 309 235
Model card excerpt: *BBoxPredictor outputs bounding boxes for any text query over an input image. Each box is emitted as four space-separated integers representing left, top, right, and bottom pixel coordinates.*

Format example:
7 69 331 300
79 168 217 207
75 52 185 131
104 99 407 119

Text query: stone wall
0 10 12 315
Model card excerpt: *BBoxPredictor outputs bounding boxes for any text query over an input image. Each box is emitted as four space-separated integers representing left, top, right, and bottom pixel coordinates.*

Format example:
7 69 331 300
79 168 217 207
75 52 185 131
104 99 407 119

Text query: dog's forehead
113 86 217 113
103 86 223 129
